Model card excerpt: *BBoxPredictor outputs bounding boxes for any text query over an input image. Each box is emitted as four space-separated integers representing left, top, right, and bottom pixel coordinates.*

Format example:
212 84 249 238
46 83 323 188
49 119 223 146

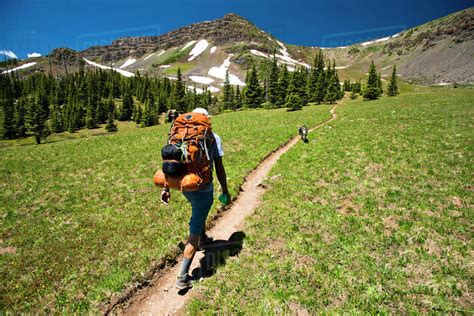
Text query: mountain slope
2 8 473 86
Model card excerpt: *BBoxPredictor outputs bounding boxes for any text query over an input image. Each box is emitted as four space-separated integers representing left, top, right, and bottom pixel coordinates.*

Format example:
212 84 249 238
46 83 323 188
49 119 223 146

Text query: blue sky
1 0 472 59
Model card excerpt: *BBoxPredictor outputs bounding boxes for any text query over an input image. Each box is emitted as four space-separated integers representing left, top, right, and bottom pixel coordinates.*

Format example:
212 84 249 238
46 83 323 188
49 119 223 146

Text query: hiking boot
175 274 191 289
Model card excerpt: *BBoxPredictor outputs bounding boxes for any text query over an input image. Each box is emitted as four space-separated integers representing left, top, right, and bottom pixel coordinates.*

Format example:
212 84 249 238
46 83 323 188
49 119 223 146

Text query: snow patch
188 39 209 61
144 52 155 60
375 36 391 43
437 82 451 86
287 66 295 72
159 65 171 69
335 65 349 69
0 50 17 59
361 34 398 46
27 52 41 58
381 65 393 71
250 49 269 58
166 76 178 80
181 40 197 51
83 58 134 77
360 40 375 46
189 75 215 85
120 57 136 69
275 41 310 68
2 62 37 74
210 46 217 54
208 54 246 86
208 86 220 93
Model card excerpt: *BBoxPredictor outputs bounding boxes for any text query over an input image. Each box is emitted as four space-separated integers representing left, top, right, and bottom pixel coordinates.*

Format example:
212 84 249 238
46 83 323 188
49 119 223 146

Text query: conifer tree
387 65 399 96
286 93 302 111
315 51 327 103
277 65 290 106
134 105 142 124
267 54 279 105
105 97 117 132
14 96 27 137
243 65 262 108
50 103 63 133
2 93 16 139
26 93 50 144
222 70 233 110
119 89 134 121
234 86 242 110
174 67 187 112
325 70 339 104
307 53 319 102
105 112 117 132
363 61 382 100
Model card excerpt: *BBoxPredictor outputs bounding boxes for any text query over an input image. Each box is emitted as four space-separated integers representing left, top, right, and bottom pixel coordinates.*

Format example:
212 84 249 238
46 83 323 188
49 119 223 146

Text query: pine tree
105 99 117 132
174 67 187 113
134 105 142 124
243 65 262 108
26 93 50 144
222 70 233 110
277 65 290 106
325 70 339 104
234 86 242 109
387 65 399 96
285 93 302 111
50 103 63 133
363 61 382 100
2 95 16 139
267 53 279 105
141 98 155 127
315 51 327 103
332 60 344 100
307 53 319 103
119 87 133 120
14 96 27 137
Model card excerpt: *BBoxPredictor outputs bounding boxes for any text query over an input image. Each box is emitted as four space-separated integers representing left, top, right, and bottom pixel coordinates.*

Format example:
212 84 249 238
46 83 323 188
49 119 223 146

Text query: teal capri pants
182 188 214 236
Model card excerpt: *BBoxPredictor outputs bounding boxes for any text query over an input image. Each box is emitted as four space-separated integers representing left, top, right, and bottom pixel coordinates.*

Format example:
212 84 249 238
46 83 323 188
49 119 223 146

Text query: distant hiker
299 125 309 143
167 110 178 123
154 107 230 289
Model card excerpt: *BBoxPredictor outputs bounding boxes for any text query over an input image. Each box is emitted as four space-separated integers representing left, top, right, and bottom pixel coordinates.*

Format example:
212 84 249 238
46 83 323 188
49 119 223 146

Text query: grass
0 103 332 313
188 87 473 314
152 44 194 67
163 63 195 75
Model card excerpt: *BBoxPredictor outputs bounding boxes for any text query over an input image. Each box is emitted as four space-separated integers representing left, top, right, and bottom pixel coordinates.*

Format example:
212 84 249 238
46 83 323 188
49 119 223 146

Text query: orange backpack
154 112 214 191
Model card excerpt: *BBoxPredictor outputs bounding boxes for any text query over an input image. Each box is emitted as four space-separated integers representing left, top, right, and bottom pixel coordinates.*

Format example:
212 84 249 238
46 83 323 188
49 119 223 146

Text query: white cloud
27 52 42 58
0 50 18 59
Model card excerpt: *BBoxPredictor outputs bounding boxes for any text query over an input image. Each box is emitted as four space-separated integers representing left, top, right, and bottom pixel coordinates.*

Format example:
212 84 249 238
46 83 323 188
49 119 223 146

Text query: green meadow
0 103 331 312
188 87 473 314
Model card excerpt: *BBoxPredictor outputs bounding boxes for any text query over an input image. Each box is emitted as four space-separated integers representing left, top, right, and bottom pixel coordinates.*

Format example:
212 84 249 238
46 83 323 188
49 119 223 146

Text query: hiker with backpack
299 125 309 143
154 107 230 289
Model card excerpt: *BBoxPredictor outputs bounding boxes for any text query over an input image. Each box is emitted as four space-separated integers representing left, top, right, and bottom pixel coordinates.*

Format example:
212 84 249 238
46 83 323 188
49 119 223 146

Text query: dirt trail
112 104 339 315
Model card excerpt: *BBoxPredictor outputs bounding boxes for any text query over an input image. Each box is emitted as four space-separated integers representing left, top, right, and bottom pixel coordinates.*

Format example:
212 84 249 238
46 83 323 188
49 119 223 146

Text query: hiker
160 108 231 289
167 110 177 123
299 125 309 143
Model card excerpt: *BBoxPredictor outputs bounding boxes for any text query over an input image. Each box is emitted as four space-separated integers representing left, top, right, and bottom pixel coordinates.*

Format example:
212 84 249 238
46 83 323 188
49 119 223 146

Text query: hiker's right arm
215 157 230 199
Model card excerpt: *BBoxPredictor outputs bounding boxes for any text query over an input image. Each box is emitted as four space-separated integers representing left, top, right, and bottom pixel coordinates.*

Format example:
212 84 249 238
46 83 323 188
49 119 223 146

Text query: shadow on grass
178 231 245 295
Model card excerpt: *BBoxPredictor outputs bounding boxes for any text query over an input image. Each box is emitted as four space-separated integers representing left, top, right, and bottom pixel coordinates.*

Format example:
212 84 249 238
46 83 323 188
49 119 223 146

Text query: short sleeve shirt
199 132 224 192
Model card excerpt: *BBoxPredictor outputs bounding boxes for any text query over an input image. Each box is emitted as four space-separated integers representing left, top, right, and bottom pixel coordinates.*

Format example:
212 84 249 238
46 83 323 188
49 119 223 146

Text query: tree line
1 50 398 143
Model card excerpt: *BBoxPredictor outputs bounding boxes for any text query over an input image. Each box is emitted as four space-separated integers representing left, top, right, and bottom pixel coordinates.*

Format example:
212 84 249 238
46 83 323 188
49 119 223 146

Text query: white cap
192 107 209 116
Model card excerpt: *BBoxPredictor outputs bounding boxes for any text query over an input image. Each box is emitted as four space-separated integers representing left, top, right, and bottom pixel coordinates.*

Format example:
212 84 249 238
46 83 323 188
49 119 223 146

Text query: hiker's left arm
215 157 230 199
